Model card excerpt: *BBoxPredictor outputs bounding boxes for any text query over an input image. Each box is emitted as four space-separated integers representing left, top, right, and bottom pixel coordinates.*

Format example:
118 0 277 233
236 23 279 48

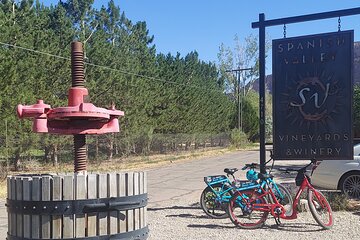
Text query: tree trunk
95 136 99 160
12 2 16 25
115 142 119 155
160 141 164 154
109 135 114 160
52 144 58 166
44 146 50 163
13 149 21 171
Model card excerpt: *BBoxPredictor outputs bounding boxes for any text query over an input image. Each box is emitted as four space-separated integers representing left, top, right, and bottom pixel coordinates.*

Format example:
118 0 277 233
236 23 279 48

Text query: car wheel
339 172 360 199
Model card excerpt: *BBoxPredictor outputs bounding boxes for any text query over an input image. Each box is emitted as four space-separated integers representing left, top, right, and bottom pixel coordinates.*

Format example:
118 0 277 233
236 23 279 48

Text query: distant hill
249 74 273 94
251 41 360 93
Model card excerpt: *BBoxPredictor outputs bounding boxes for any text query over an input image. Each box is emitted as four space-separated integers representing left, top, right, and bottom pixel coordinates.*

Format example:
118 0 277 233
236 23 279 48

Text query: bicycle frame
231 177 286 209
202 158 289 214
242 172 323 220
205 165 287 200
227 158 333 229
205 176 233 201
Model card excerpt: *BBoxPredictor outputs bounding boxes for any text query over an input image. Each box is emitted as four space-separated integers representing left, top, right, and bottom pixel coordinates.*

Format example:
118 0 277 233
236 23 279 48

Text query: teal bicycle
200 159 293 219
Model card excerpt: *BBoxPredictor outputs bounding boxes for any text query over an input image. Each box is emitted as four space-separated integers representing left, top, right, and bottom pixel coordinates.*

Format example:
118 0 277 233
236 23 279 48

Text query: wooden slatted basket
6 172 148 240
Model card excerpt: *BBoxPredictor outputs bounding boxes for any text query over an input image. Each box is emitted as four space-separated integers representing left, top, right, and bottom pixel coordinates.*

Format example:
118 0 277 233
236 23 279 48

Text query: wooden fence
7 172 148 239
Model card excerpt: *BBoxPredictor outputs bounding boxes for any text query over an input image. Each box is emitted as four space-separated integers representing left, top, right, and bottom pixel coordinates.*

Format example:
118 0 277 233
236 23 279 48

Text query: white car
312 144 360 199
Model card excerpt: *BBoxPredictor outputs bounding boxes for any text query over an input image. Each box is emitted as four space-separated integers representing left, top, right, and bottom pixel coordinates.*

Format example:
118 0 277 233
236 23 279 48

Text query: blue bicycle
200 161 293 219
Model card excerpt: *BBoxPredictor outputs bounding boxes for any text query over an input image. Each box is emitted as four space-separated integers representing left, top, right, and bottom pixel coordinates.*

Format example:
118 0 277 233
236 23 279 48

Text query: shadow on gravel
187 224 234 229
148 203 200 212
265 223 325 232
148 203 208 219
352 211 360 216
165 213 208 219
187 222 325 231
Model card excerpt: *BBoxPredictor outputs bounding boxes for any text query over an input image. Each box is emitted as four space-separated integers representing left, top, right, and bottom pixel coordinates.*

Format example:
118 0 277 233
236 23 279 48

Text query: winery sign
272 30 353 160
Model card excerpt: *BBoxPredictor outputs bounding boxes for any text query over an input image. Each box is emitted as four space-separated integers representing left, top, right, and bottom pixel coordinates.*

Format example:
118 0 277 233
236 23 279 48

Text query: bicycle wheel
271 183 293 216
227 190 269 229
200 183 231 219
307 188 334 229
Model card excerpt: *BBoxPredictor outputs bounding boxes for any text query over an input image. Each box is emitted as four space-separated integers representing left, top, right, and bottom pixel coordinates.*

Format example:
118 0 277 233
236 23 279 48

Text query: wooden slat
143 171 148 228
87 174 97 237
41 176 51 238
31 176 41 238
7 177 11 236
75 174 86 237
126 172 134 232
52 176 62 238
108 173 118 234
63 175 74 238
139 172 144 228
16 176 23 238
133 172 140 230
98 174 108 235
7 177 10 236
22 177 31 238
118 173 126 233
9 177 16 237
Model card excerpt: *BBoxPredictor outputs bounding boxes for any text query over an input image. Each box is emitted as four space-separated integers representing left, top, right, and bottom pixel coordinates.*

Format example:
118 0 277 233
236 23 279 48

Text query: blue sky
43 1 360 69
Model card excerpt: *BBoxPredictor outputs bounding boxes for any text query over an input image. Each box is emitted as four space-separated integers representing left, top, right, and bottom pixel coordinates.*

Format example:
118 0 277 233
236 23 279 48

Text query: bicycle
227 159 333 229
200 160 293 219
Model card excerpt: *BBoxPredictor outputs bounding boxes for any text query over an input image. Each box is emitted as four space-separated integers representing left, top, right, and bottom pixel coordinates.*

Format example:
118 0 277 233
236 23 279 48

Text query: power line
0 42 70 61
0 41 224 93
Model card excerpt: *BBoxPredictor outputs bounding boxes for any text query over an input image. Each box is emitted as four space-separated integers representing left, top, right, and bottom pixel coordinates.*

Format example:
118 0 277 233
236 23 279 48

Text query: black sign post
273 31 353 160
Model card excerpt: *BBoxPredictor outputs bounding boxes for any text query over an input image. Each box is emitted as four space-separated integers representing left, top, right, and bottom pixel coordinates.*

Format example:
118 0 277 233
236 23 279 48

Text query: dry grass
0 180 6 199
87 147 233 172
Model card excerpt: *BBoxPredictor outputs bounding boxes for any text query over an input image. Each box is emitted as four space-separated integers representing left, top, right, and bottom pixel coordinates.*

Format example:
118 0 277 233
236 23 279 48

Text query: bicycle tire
271 183 293 216
227 190 269 229
307 188 334 229
200 183 231 219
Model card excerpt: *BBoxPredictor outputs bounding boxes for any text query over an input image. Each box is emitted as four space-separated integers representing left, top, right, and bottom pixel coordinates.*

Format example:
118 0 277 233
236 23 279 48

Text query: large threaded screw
71 42 85 88
74 134 87 173
71 42 87 173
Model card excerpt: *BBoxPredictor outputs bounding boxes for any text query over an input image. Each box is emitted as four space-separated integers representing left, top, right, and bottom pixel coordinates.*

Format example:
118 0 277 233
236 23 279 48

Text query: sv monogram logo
290 83 330 109
288 77 337 122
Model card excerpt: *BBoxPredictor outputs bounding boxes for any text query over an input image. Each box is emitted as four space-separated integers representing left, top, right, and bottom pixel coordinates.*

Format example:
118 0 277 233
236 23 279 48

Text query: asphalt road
147 150 260 206
0 149 305 238
146 149 305 207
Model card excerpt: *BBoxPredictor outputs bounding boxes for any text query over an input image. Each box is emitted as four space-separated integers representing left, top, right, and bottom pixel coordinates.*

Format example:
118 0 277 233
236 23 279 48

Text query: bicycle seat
224 168 238 175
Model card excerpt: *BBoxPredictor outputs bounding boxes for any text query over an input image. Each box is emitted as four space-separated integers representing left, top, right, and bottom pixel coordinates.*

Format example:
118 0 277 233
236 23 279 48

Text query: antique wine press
17 42 124 173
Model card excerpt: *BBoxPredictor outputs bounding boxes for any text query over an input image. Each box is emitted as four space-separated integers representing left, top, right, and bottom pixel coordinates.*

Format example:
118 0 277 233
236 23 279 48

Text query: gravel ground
147 199 360 240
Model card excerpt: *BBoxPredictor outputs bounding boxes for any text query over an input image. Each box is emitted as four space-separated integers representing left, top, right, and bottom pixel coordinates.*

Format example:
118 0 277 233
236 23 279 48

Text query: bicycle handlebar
241 149 321 174
242 155 275 173
277 159 318 174
241 163 259 170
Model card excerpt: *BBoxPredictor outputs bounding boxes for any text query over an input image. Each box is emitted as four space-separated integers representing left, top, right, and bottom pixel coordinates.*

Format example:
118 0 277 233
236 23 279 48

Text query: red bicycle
227 159 333 229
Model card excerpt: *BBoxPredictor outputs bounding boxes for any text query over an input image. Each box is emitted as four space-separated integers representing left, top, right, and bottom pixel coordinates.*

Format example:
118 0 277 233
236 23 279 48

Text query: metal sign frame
252 7 360 173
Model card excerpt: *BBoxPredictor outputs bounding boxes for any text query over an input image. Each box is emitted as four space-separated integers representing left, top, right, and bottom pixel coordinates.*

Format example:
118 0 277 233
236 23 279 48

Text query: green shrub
230 129 249 148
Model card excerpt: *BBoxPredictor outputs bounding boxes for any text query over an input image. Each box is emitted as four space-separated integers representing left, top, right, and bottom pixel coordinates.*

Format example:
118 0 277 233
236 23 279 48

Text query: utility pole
226 67 252 131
